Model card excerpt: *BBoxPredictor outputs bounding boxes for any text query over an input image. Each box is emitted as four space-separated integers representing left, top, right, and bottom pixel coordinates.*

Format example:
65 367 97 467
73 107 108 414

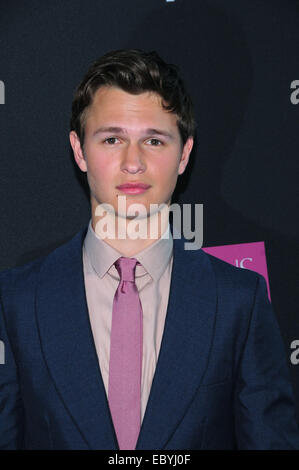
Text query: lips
116 182 151 195
116 183 151 190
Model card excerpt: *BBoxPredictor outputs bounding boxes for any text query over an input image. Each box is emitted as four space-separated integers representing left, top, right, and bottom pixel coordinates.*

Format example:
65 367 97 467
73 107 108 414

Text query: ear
69 131 87 172
178 137 194 175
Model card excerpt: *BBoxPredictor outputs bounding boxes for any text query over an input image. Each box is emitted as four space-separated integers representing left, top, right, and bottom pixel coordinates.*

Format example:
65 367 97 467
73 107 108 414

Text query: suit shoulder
0 255 45 293
201 249 263 292
0 226 87 295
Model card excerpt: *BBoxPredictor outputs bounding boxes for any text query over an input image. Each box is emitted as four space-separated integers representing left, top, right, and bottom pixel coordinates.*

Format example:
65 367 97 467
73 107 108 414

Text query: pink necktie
108 257 143 450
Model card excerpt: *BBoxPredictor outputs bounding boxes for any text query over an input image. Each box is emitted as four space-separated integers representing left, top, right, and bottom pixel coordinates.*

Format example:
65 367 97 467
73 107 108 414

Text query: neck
91 203 171 257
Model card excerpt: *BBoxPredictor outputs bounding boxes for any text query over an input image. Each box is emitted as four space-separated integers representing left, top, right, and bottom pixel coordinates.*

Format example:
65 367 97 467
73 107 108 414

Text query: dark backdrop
0 0 298 421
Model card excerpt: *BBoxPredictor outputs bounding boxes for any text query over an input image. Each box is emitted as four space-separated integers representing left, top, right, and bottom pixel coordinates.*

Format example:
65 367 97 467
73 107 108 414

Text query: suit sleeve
234 274 299 449
0 295 24 449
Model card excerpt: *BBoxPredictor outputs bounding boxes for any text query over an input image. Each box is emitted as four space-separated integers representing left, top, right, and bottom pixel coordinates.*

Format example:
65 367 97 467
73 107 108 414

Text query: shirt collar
83 219 173 282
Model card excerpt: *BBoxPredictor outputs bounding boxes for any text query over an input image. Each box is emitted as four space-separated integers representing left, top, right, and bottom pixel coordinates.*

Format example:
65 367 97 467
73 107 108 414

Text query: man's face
70 86 193 220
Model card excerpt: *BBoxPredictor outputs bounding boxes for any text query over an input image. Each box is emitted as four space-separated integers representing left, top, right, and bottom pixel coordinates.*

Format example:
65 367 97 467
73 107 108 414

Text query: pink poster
202 242 271 301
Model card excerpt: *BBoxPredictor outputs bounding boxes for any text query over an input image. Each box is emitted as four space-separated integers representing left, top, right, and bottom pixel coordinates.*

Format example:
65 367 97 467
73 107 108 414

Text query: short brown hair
70 49 196 147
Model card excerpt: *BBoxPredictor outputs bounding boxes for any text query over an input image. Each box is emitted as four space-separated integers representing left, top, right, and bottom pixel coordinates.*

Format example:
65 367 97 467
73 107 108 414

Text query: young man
0 49 298 450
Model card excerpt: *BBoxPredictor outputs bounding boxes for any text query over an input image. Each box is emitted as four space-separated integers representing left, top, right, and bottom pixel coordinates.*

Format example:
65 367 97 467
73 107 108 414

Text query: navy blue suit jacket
0 226 298 449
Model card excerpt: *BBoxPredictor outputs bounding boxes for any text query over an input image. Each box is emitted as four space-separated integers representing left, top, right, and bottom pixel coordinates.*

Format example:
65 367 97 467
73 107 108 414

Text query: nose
120 142 146 174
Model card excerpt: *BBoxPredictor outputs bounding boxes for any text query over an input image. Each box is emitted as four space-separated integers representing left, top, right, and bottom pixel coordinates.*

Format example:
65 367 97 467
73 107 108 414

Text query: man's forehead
85 86 179 131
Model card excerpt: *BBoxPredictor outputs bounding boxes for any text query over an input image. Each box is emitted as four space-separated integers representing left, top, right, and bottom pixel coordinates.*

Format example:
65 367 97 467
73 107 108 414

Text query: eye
104 137 120 145
146 138 163 146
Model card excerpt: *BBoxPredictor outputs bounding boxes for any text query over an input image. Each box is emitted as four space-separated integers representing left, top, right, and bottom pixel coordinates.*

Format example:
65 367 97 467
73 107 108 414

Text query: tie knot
114 257 139 282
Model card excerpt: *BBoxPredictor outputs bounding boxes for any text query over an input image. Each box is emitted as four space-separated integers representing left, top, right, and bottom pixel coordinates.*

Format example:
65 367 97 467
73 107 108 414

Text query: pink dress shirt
82 220 173 423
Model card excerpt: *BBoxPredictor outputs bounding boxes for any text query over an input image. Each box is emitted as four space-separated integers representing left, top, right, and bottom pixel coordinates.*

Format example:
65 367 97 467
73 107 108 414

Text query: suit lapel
35 227 118 450
136 234 217 450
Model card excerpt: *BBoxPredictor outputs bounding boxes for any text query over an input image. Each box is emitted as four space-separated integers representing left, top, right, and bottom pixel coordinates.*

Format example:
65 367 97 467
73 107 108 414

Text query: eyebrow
92 126 174 139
